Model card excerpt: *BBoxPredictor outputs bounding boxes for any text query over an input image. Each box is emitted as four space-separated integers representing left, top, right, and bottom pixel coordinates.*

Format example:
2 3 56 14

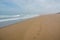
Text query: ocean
0 14 40 28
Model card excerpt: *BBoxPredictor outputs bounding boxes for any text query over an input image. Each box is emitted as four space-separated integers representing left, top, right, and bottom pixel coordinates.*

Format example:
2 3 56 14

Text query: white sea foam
0 18 20 22
21 14 40 19
0 15 20 18
0 14 40 22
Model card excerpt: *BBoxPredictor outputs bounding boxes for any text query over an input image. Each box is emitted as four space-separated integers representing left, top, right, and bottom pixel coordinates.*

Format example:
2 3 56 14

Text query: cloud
0 0 60 15
0 0 21 11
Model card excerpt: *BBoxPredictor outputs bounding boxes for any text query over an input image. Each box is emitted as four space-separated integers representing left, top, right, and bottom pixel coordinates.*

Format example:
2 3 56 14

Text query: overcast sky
0 0 60 15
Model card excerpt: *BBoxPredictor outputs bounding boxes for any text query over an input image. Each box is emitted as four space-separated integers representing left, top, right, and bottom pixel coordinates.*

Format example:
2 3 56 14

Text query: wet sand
0 14 60 40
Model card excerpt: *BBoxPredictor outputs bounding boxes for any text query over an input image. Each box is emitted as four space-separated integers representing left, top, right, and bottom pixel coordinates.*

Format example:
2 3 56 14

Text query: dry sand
0 14 60 40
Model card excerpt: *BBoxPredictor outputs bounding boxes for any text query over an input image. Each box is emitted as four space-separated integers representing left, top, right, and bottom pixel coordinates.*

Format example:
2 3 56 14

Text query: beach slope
0 14 60 40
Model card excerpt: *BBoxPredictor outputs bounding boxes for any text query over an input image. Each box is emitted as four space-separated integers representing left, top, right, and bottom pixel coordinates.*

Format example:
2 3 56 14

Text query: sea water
0 14 40 28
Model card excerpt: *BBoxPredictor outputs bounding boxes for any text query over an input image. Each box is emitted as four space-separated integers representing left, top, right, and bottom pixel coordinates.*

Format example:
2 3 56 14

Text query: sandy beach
0 14 60 40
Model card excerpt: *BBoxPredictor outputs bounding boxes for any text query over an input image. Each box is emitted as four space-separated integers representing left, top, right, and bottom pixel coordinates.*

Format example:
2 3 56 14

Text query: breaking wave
0 15 20 18
0 18 20 22
0 14 40 22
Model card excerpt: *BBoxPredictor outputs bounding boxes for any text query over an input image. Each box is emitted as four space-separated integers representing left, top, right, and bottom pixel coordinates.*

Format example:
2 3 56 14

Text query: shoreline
0 15 40 28
0 14 60 40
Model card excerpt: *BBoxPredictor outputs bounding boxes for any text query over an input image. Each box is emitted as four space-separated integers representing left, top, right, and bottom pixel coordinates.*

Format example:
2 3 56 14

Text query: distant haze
0 0 60 15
